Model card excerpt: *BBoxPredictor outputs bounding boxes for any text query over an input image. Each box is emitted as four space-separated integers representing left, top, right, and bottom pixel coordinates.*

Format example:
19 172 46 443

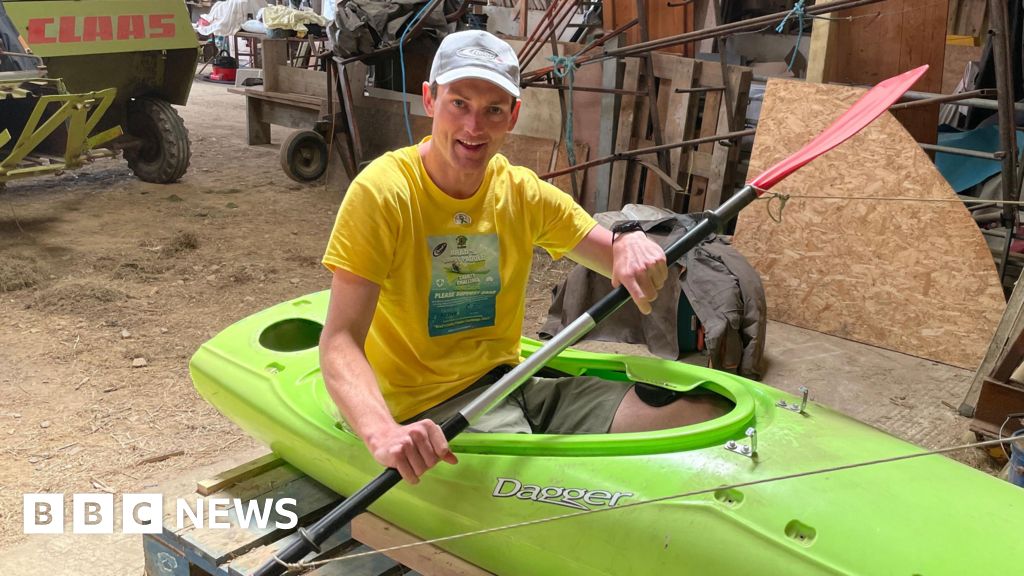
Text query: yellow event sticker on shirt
427 234 501 336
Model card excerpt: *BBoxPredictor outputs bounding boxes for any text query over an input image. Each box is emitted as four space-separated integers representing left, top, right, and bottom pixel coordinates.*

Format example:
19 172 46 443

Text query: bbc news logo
23 494 298 534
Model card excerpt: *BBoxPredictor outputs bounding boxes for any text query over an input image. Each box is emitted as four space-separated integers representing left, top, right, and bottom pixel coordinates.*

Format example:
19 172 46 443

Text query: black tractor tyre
280 130 328 183
124 97 191 184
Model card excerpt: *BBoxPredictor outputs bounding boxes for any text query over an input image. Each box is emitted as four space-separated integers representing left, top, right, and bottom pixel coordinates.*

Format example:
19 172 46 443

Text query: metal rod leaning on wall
521 83 646 95
515 0 562 68
987 0 1019 283
520 0 579 72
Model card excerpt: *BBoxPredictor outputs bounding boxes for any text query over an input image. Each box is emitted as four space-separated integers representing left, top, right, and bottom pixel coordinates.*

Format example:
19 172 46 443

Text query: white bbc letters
73 493 114 534
23 493 64 534
123 493 163 534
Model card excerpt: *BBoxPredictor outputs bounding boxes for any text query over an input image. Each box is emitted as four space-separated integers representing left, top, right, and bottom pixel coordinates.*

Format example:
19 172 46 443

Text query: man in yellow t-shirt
321 30 725 484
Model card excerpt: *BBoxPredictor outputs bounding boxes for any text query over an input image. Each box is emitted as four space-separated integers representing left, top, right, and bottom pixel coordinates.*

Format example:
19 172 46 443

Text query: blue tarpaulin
934 124 1024 193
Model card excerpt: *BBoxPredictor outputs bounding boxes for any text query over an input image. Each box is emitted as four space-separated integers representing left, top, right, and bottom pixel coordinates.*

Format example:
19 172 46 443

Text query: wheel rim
292 140 324 180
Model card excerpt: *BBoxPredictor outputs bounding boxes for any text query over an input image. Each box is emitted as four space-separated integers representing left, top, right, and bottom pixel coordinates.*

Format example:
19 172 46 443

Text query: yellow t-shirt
323 139 597 422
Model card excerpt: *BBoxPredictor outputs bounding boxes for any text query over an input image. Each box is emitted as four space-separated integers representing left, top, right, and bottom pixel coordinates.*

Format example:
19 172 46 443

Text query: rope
754 190 1024 223
548 54 579 166
775 0 806 72
766 192 790 223
278 435 1022 572
399 1 437 146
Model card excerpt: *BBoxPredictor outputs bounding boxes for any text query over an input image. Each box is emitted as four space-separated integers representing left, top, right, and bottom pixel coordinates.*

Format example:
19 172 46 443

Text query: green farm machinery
0 0 197 184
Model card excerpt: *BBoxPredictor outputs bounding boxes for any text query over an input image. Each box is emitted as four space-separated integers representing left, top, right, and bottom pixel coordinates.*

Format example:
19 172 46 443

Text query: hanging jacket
540 204 767 379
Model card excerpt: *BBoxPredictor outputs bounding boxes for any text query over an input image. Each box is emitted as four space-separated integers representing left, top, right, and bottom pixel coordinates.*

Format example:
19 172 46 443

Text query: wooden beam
196 452 284 496
352 513 494 576
806 0 839 83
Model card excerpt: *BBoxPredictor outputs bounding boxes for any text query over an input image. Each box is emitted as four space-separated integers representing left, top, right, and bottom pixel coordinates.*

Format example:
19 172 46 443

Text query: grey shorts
406 369 632 435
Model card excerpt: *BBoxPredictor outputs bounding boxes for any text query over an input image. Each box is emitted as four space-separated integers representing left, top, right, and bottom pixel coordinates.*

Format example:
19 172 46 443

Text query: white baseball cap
429 30 521 98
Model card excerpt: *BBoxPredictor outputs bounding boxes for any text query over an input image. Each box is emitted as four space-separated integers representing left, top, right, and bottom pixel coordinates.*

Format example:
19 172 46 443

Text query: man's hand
364 420 459 484
611 231 668 315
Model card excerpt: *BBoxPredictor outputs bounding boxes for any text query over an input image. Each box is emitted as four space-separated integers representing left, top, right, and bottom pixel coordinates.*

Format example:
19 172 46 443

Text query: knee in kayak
634 382 685 407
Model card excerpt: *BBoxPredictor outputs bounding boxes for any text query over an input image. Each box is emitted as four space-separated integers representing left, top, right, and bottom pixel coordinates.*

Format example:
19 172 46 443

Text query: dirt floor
0 78 1003 568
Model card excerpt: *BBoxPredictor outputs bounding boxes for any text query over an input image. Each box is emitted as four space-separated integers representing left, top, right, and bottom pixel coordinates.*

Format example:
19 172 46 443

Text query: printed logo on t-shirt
427 233 500 336
453 212 472 225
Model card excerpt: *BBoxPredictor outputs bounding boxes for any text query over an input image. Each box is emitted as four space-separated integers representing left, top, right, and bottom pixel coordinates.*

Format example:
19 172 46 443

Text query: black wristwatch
611 220 645 243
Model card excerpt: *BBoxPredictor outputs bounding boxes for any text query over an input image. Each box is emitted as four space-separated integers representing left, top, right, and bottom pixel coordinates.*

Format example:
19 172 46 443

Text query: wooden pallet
608 53 751 213
143 454 492 576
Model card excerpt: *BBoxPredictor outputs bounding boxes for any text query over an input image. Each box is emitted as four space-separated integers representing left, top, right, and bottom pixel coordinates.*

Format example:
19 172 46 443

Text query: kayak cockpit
254 297 757 458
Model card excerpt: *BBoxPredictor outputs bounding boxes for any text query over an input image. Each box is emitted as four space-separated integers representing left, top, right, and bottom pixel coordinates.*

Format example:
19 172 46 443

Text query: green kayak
191 290 1023 575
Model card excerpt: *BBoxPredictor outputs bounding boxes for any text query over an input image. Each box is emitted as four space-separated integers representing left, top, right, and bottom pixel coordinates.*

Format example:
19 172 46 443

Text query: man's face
422 78 521 176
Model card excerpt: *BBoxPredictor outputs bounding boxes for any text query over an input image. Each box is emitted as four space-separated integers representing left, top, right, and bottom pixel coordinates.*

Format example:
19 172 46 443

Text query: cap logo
456 47 499 62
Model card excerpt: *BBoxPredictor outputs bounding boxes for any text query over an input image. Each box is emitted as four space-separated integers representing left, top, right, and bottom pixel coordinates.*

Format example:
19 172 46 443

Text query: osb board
732 79 1004 369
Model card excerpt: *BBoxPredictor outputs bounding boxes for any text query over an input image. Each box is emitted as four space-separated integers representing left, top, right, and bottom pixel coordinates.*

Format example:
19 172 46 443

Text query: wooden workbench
142 453 493 576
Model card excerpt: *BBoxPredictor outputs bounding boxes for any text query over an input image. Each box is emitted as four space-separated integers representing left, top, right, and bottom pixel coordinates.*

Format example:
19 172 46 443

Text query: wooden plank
950 0 988 36
704 67 751 210
261 39 289 94
241 87 326 109
607 0 693 56
256 100 321 131
198 453 284 496
352 513 493 576
826 0 947 145
806 0 839 83
627 93 651 206
960 268 1024 416
501 134 556 176
245 96 271 146
732 79 1005 369
660 57 697 181
595 38 621 213
608 58 641 210
275 67 330 100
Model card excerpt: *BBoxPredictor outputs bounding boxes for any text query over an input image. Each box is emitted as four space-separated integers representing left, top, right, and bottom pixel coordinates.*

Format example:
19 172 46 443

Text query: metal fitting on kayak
725 427 758 458
776 386 810 414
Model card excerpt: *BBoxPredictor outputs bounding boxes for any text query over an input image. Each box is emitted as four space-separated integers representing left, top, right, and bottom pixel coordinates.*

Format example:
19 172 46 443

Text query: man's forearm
320 336 397 444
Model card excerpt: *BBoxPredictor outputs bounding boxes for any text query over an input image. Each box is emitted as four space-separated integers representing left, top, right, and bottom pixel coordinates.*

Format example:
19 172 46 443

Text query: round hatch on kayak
259 318 323 352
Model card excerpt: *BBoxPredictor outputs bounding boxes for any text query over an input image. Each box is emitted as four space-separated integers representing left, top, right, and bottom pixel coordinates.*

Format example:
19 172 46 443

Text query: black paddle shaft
252 415 470 576
251 186 760 576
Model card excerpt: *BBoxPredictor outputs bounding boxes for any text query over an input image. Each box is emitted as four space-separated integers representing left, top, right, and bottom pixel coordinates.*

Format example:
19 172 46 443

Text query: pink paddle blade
748 65 929 193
